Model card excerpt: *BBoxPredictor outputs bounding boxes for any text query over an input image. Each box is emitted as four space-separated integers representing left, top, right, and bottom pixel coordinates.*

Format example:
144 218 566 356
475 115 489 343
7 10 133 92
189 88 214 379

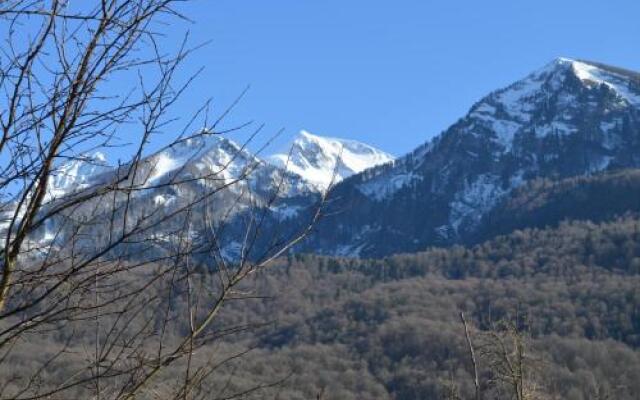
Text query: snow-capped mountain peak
567 59 640 106
143 133 258 186
295 58 640 258
47 152 110 201
269 130 394 190
466 57 640 151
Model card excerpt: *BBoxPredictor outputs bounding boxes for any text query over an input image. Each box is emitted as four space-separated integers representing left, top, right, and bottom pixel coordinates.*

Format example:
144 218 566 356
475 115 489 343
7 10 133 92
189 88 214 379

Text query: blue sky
151 0 640 157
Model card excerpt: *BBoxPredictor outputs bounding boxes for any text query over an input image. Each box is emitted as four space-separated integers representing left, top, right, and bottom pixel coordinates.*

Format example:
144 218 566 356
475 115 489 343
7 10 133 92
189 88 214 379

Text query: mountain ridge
293 57 640 257
268 130 394 191
20 57 640 260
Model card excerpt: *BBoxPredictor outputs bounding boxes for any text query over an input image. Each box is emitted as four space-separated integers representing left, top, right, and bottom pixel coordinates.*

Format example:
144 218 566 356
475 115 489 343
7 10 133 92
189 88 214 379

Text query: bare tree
456 314 547 400
460 312 481 400
478 320 545 400
0 1 323 399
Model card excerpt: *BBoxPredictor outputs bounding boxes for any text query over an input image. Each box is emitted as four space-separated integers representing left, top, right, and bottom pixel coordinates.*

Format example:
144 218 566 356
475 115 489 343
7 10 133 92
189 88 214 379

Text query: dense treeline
3 216 640 398
472 168 640 243
200 215 640 399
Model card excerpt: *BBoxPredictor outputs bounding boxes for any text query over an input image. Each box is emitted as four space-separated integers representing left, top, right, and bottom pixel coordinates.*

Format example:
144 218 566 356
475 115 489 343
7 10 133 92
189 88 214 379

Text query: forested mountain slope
470 168 640 243
6 215 640 399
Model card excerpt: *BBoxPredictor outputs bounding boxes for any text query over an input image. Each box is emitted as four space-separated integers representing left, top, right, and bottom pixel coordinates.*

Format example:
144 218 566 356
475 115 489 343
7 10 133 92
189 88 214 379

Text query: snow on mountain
28 130 322 259
444 57 640 213
269 130 394 190
296 57 640 258
24 58 640 260
132 132 318 201
142 132 259 185
468 57 640 151
569 59 640 106
44 130 393 206
46 152 110 201
43 133 259 202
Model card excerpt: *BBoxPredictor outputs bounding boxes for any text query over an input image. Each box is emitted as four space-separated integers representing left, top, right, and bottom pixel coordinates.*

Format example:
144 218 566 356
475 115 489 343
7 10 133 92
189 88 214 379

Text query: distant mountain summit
46 152 110 201
24 129 390 259
295 57 640 257
269 130 394 190
44 130 392 202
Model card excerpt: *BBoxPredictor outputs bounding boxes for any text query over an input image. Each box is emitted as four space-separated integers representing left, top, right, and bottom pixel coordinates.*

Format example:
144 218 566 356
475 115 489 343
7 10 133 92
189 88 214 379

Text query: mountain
6 133 300 256
18 58 640 260
46 152 111 202
27 130 391 260
268 130 394 191
470 168 640 244
293 58 640 257
44 130 392 202
130 132 314 200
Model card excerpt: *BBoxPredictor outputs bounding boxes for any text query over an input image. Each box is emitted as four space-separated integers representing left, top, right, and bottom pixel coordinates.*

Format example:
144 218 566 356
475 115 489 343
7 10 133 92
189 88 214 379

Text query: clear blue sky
155 0 640 157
